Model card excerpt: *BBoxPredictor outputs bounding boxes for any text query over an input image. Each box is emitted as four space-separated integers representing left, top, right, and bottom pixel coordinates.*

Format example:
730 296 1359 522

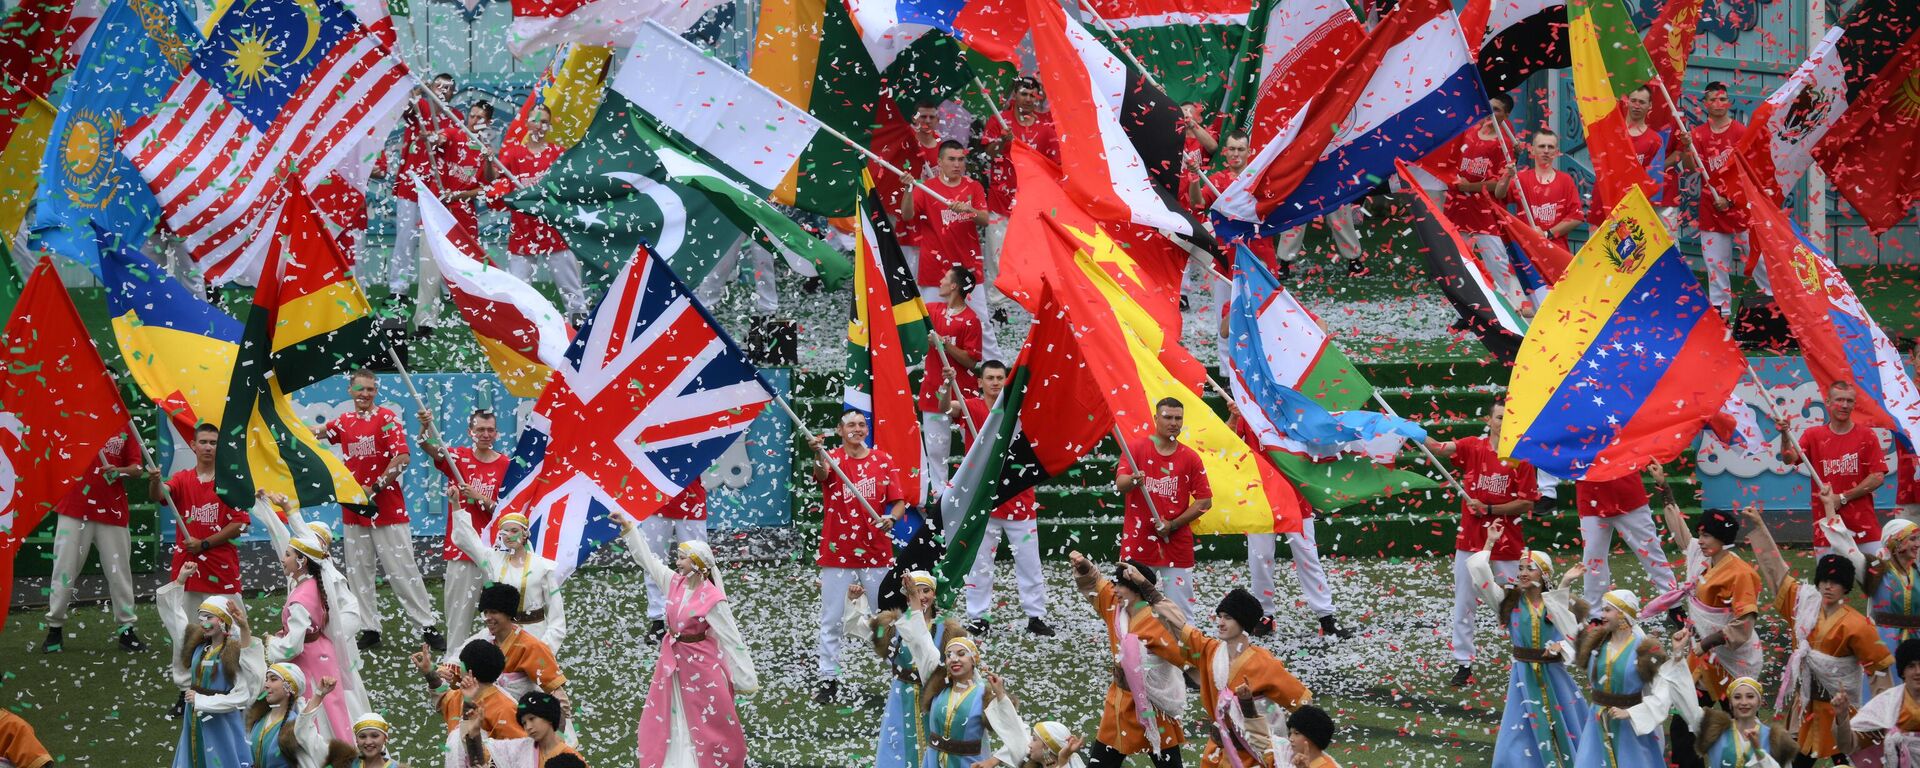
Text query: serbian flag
1737 159 1920 450
0 258 131 627
417 182 574 398
1211 0 1486 241
1026 0 1211 250
1812 27 1920 235
1499 188 1745 481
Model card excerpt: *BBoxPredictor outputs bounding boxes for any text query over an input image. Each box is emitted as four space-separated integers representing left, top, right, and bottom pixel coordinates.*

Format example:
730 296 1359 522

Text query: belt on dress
1875 611 1920 629
674 632 707 644
517 607 546 624
1511 645 1564 664
1590 690 1644 708
927 734 983 756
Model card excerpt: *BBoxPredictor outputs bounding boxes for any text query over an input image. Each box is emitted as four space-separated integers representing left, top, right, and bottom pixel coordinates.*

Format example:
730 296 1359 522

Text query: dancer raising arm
916 633 1027 768
1468 519 1590 767
448 507 567 652
1068 551 1188 768
1145 575 1311 768
1693 677 1796 768
252 492 371 742
158 563 264 768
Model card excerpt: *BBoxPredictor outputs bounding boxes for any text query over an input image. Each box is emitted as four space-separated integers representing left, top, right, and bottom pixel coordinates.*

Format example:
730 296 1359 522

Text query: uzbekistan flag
1499 188 1745 482
1211 0 1485 241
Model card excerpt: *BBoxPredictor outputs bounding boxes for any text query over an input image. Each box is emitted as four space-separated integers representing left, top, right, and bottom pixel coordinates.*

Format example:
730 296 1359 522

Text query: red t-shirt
816 448 903 568
981 110 1060 215
54 430 143 526
1573 474 1650 518
660 478 708 521
433 447 511 562
1443 129 1511 236
1513 169 1584 251
917 303 982 413
436 126 487 238
1799 424 1888 546
498 142 569 256
1690 121 1749 233
380 105 458 201
323 407 411 526
167 470 248 595
1625 125 1677 206
909 176 987 287
963 396 1038 521
1116 437 1211 569
1204 170 1278 268
1449 436 1538 559
1897 447 1919 506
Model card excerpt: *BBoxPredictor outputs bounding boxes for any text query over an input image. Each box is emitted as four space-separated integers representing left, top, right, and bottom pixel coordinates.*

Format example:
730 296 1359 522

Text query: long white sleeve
843 591 875 643
194 638 266 714
268 602 313 663
894 610 941 682
442 730 539 768
984 692 1029 766
540 564 567 653
1540 587 1582 662
252 499 292 559
291 709 331 768
1466 550 1509 607
450 506 500 572
706 598 759 694
157 581 194 688
619 525 674 589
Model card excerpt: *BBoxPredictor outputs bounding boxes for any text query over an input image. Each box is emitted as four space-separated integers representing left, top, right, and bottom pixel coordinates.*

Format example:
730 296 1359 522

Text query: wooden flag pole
1492 121 1543 230
1367 390 1472 500
413 82 528 189
386 346 470 492
1739 359 1834 496
932 338 981 438
1109 424 1168 528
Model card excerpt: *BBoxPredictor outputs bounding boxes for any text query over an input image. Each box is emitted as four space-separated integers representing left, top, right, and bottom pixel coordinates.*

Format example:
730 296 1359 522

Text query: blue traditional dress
1700 719 1787 768
847 599 945 768
1572 633 1665 768
1869 560 1920 655
247 706 328 768
919 679 1024 768
158 582 263 768
1469 551 1588 768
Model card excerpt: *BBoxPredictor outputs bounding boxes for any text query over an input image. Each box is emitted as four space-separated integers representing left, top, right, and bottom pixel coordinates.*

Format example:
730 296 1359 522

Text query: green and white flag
1084 0 1247 109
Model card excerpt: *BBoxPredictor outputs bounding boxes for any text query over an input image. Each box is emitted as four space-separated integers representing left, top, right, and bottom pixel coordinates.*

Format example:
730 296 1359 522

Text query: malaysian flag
496 241 773 581
118 0 412 284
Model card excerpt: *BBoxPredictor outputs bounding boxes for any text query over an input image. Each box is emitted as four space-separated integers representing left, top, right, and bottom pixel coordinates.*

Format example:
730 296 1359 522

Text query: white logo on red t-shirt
467 477 497 500
1821 453 1860 477
1473 474 1511 495
348 434 377 458
940 208 972 226
1141 474 1180 500
185 502 222 525
1531 202 1563 223
104 434 126 454
1461 156 1492 177
846 475 878 501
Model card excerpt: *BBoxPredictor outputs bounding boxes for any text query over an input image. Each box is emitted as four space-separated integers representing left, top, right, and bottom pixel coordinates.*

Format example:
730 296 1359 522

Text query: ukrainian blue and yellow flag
100 230 364 506
1498 189 1746 482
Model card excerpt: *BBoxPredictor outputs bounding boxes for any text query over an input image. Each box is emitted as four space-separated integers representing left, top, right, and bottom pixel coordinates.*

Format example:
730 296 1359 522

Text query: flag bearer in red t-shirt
44 426 153 653
1115 398 1213 622
900 140 998 362
417 408 512 643
1425 400 1541 687
804 411 907 704
939 360 1055 637
1677 81 1767 318
1777 380 1889 558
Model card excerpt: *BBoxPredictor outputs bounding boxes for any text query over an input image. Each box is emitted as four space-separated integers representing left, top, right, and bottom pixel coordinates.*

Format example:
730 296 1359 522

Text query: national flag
419 184 574 398
1218 0 1365 149
1737 159 1920 450
998 144 1186 334
0 257 130 628
935 282 1111 602
214 193 375 508
750 0 882 216
1224 254 1437 511
1812 28 1920 235
1499 188 1746 481
1567 0 1660 218
1041 212 1299 535
0 241 21 315
1639 0 1700 133
506 0 724 55
844 177 929 506
1473 0 1568 93
1832 0 1920 91
118 0 414 284
1211 0 1486 241
1491 201 1573 287
845 0 1029 68
502 85 850 287
1741 27 1848 199
1026 0 1211 247
495 241 773 581
1397 161 1528 362
31 0 198 272
1082 0 1247 108
502 43 611 150
0 0 87 241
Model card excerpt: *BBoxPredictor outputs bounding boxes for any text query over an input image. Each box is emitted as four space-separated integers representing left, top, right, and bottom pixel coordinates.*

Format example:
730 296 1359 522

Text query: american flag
496 241 773 581
118 0 412 284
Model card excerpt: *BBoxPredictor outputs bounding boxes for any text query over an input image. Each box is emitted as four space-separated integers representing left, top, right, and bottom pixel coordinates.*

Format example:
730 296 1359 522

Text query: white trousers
1451 551 1517 665
1578 509 1677 604
817 566 890 677
922 410 954 497
46 516 137 628
1247 521 1335 618
1701 231 1770 314
343 524 439 632
508 250 588 318
1154 566 1197 622
387 197 423 296
1469 233 1528 311
640 517 709 620
443 560 486 643
695 241 778 314
1816 540 1885 560
965 517 1047 620
1273 207 1363 264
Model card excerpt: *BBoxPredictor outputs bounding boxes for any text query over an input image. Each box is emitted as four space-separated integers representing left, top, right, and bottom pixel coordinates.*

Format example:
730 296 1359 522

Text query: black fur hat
1814 554 1856 593
1289 705 1335 750
517 690 564 730
1216 588 1274 638
478 583 522 617
458 639 505 684
1113 559 1158 598
1694 509 1740 546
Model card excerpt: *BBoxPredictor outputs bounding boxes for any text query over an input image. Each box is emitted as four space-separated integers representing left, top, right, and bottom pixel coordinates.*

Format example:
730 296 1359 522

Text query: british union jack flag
497 242 773 580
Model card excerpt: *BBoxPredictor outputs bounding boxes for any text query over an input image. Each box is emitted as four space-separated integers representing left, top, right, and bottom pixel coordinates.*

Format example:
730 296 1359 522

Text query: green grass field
6 547 1819 767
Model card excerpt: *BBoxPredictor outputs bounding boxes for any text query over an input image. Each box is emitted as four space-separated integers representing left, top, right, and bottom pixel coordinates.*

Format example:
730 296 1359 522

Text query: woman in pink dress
253 494 368 743
614 510 759 768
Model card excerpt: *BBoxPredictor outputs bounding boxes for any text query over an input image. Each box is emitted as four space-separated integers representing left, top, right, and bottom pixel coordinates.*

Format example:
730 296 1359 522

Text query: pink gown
280 581 353 742
636 572 752 768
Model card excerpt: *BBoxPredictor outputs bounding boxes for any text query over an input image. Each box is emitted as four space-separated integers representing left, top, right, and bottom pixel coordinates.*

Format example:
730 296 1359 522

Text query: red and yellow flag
1570 0 1660 217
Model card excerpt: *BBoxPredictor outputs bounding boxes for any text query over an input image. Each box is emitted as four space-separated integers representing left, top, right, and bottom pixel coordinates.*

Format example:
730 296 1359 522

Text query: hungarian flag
750 0 882 216
214 194 374 508
1567 0 1660 220
0 257 130 627
1026 0 1211 248
419 185 574 398
844 176 930 506
1398 161 1528 362
1219 0 1365 148
936 282 1110 602
507 0 724 55
1812 28 1920 235
1471 0 1569 93
1737 159 1920 450
1083 0 1248 108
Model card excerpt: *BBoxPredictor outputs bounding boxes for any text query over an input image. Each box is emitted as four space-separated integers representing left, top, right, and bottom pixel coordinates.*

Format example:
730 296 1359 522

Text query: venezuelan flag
1498 189 1745 482
1569 0 1661 218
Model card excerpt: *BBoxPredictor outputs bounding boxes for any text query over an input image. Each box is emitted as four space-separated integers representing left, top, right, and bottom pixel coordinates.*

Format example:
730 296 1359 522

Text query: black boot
118 626 148 652
423 626 447 653
168 691 186 719
966 618 991 636
1276 261 1294 280
1345 259 1368 277
357 630 381 650
41 626 62 654
1449 664 1473 687
1026 617 1057 637
813 679 840 705
1318 615 1354 639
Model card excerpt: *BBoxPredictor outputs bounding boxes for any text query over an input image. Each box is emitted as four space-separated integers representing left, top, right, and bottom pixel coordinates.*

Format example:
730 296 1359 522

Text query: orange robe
1689 553 1761 701
438 685 528 738
499 626 568 692
1774 580 1894 757
1173 624 1311 768
1092 579 1186 754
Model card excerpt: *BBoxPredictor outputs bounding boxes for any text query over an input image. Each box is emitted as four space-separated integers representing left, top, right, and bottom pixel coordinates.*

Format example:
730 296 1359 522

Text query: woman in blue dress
1571 590 1693 768
245 663 349 768
1471 520 1590 768
847 568 948 768
1863 519 1920 656
917 634 1026 768
159 562 263 768
1694 677 1796 768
